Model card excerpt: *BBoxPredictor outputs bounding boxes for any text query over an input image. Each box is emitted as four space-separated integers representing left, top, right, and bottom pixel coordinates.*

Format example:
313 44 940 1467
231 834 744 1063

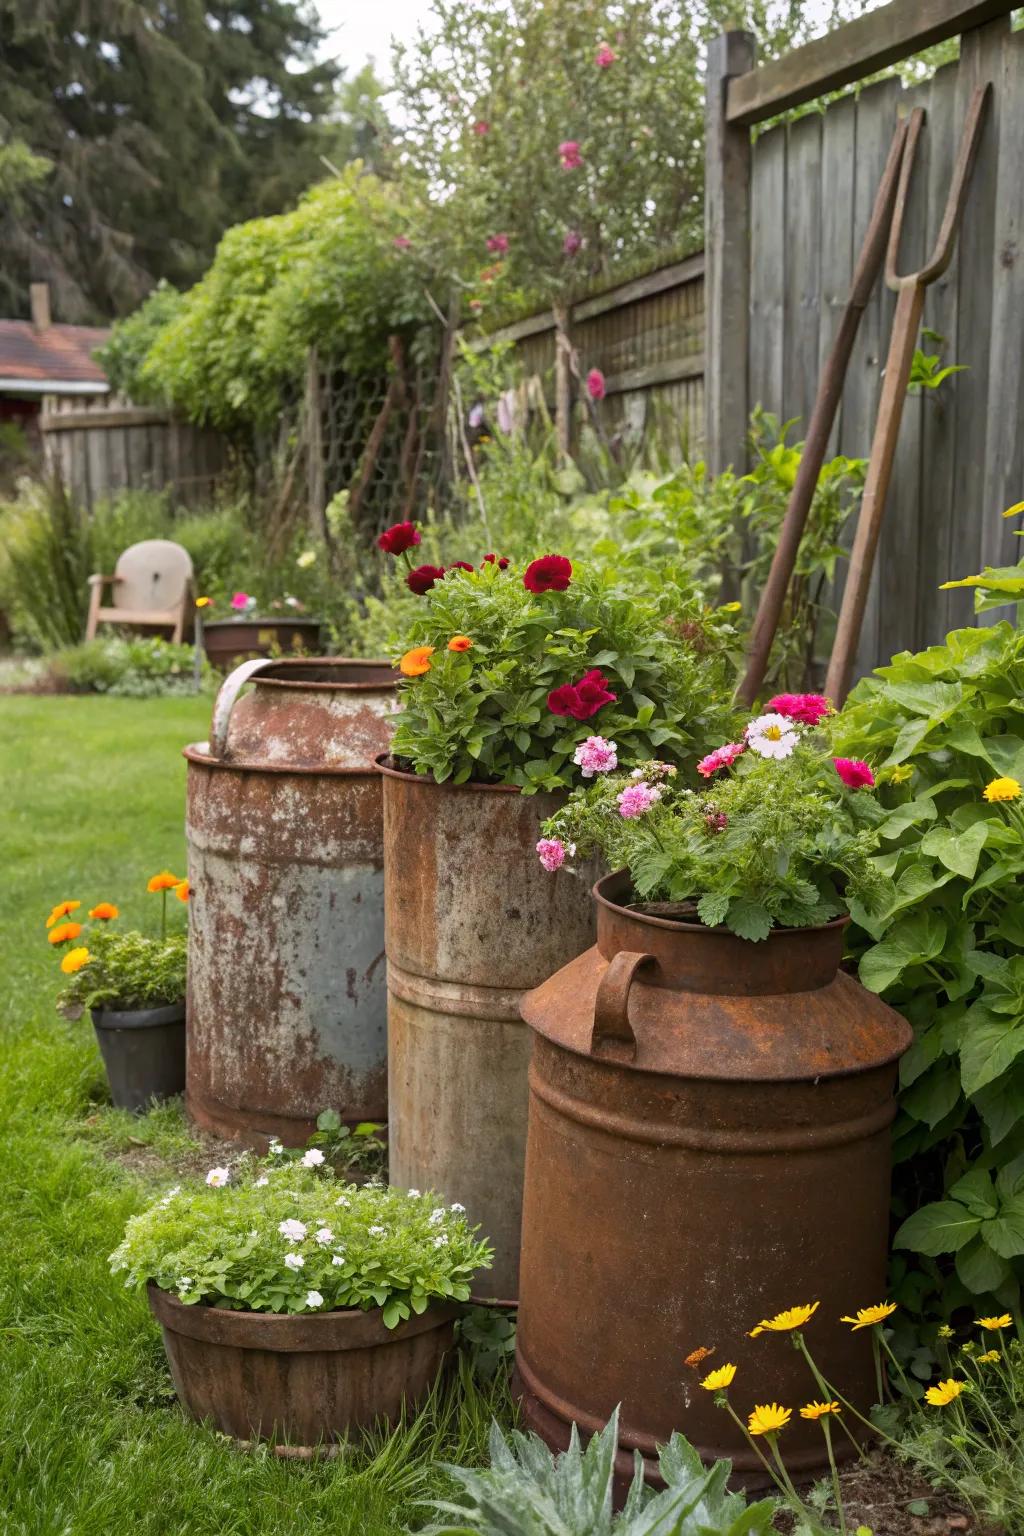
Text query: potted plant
376 524 737 1300
49 871 189 1112
196 588 323 671
109 1155 493 1453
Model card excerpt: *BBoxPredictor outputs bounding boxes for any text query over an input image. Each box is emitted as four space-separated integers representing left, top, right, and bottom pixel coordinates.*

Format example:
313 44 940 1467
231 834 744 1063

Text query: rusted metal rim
247 657 399 691
376 754 524 792
593 868 850 939
182 743 377 776
148 1284 460 1350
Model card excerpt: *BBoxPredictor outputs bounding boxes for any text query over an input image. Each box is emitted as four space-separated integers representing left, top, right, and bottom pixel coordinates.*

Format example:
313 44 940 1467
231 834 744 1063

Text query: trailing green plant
57 929 188 1015
455 1307 517 1383
386 552 736 791
422 1405 777 1536
539 694 888 941
302 1108 387 1179
109 1158 492 1328
47 636 210 697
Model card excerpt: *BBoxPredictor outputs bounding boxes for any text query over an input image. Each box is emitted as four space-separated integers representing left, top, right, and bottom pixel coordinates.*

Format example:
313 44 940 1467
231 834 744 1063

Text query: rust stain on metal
184 661 398 1146
379 759 596 1303
515 868 912 1485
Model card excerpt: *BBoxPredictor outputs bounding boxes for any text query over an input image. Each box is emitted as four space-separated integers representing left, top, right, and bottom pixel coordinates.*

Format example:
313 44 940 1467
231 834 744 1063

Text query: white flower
278 1218 307 1243
450 1203 466 1213
407 1188 421 1198
631 767 645 778
433 1235 448 1248
254 1176 269 1188
178 1276 192 1289
305 1289 324 1308
368 1225 387 1238
268 1139 283 1155
335 1195 350 1208
331 1253 346 1266
205 1166 230 1188
301 1148 326 1168
296 550 317 569
429 1208 445 1224
285 1252 305 1271
314 1227 334 1246
746 712 799 760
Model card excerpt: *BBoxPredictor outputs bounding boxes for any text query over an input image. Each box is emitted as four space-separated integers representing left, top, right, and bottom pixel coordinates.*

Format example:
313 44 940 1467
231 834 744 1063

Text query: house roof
0 320 110 394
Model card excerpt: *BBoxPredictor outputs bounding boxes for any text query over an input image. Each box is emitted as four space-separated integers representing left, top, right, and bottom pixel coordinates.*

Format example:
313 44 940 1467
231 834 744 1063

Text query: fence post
704 29 756 474
306 347 326 536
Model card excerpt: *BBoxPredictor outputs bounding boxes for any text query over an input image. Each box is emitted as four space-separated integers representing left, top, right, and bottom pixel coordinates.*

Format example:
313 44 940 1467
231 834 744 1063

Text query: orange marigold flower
448 635 473 653
46 900 80 928
400 645 435 677
61 946 91 974
147 871 181 892
48 921 83 946
89 903 119 921
175 881 190 903
684 1346 715 1369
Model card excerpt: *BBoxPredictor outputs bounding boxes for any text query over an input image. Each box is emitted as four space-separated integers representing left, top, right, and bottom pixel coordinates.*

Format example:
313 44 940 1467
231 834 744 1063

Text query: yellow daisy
748 1403 791 1436
840 1302 897 1331
60 946 91 975
925 1379 964 1407
977 1350 1001 1364
700 1363 736 1392
749 1302 819 1337
977 1314 1013 1330
800 1401 841 1420
983 777 1021 803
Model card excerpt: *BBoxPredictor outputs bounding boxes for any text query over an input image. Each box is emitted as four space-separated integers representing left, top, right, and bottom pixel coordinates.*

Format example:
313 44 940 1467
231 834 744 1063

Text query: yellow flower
977 1350 1001 1364
195 596 212 608
147 871 181 892
88 903 119 921
719 602 742 613
60 946 91 975
399 645 435 677
748 1403 791 1436
840 1302 897 1331
984 777 1021 803
800 1401 841 1420
938 1325 954 1340
886 764 913 784
977 1314 1013 1330
48 921 83 946
46 900 80 928
700 1363 736 1392
925 1379 964 1407
749 1302 819 1337
683 1346 714 1369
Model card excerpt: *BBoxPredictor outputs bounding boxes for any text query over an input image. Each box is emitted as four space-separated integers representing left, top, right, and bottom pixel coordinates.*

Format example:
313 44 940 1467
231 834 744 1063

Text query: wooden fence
40 393 228 512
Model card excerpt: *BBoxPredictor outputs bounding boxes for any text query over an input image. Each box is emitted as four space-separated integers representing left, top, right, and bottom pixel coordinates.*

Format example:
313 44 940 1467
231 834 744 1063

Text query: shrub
0 478 92 648
48 636 208 697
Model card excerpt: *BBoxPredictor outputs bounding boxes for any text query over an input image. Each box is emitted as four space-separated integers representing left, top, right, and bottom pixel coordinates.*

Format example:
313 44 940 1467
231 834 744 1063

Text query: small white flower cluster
278 1218 307 1243
205 1167 230 1188
301 1148 325 1168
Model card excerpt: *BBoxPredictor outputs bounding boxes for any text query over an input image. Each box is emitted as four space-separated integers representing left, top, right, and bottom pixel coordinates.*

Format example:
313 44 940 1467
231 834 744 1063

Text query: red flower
767 692 832 726
486 233 510 254
482 553 510 569
547 668 617 721
473 120 490 136
449 560 475 573
595 43 617 67
587 368 606 401
377 520 421 556
834 757 875 790
523 554 572 593
407 564 446 595
559 140 583 170
393 235 411 251
563 229 583 256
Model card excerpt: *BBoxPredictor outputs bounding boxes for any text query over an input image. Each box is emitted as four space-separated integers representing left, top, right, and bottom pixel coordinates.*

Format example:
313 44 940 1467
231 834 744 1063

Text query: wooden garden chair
85 539 194 643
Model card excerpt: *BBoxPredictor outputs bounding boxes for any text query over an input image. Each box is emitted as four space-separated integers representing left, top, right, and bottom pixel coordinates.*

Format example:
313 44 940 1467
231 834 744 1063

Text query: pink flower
230 591 251 611
617 783 661 819
697 741 746 778
704 810 729 834
486 233 510 254
392 235 411 251
586 368 606 401
595 42 617 67
559 140 583 170
563 229 583 256
473 120 490 136
573 735 618 777
536 838 567 872
766 692 832 726
834 758 875 790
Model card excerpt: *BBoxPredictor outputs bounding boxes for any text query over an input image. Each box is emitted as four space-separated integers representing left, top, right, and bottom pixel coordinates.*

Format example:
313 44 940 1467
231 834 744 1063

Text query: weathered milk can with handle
184 658 397 1146
379 762 596 1303
516 870 912 1483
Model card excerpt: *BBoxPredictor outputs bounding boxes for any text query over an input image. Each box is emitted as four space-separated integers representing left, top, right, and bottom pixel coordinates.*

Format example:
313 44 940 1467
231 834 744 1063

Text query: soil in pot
92 1003 186 1113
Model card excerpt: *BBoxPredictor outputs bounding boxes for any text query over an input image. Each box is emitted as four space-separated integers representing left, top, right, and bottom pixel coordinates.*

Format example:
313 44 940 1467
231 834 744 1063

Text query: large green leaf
859 910 947 993
895 1200 982 1256
919 821 988 880
960 1009 1024 1095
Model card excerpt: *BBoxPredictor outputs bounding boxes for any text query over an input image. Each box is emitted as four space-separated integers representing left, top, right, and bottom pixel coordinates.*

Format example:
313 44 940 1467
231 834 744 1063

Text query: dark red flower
378 520 421 556
524 554 572 593
449 560 475 573
482 553 510 569
546 668 617 721
406 564 446 595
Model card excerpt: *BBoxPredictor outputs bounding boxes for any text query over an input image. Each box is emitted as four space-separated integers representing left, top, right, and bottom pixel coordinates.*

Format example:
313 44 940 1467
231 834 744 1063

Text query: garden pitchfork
824 84 991 705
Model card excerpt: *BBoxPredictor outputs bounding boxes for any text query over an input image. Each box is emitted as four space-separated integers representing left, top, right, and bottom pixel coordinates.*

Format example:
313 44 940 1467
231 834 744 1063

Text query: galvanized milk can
379 764 596 1303
517 869 912 1483
184 659 397 1145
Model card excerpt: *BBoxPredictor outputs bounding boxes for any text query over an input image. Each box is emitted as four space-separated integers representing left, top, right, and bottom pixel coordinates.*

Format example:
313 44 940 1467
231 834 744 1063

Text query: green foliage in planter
833 621 1024 1318
423 1405 777 1535
389 559 736 791
59 930 188 1014
48 637 211 697
110 1160 492 1328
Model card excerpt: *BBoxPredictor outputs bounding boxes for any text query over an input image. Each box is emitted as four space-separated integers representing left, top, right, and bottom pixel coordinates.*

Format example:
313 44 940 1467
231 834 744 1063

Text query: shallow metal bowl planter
91 1002 186 1112
148 1285 458 1453
515 869 913 1484
201 618 323 672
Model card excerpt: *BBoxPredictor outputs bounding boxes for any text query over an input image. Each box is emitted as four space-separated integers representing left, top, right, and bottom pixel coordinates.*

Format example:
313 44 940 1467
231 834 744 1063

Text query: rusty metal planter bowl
202 618 323 672
148 1284 458 1453
515 869 913 1486
91 1002 186 1112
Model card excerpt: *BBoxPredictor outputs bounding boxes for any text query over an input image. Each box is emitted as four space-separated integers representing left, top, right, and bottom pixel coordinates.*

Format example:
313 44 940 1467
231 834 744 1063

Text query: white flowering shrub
110 1158 492 1328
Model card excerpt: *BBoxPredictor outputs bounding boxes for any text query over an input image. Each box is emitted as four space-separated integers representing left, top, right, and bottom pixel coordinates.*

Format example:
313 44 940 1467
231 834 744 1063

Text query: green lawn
0 695 501 1536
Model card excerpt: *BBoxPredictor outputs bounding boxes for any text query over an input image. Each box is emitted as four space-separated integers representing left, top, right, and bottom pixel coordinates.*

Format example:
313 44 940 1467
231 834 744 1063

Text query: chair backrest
112 540 193 613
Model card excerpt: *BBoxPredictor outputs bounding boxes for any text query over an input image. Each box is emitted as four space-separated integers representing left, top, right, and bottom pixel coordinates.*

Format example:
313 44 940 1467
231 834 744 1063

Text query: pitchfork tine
886 84 991 291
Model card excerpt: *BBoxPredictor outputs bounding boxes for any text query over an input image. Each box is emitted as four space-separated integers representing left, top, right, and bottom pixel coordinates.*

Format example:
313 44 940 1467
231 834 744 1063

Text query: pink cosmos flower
486 232 510 254
834 757 875 789
595 42 617 67
230 591 251 611
559 140 583 170
573 735 618 777
586 368 606 402
473 120 490 136
393 235 411 251
766 692 832 726
617 783 661 819
536 837 567 872
697 741 746 778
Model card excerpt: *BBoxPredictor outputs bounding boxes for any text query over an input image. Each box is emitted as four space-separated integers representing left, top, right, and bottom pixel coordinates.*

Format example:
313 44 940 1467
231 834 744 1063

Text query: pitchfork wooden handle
590 951 655 1060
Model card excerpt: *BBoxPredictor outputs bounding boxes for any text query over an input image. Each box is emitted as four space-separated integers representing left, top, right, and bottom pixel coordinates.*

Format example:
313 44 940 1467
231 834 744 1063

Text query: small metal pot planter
92 1002 186 1112
379 758 596 1304
515 869 912 1484
202 618 323 672
148 1285 458 1453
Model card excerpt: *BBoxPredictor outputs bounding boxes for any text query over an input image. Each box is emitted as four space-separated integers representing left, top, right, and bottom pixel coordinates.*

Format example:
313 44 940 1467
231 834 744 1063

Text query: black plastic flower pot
91 1002 187 1113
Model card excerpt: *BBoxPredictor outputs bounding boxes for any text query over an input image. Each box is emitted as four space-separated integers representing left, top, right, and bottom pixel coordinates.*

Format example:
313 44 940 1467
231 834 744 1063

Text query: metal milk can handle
208 658 277 759
590 950 654 1060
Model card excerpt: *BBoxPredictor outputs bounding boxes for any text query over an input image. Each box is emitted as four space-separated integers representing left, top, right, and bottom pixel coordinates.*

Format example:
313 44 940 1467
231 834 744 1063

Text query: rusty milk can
184 658 397 1146
516 869 912 1483
379 762 596 1303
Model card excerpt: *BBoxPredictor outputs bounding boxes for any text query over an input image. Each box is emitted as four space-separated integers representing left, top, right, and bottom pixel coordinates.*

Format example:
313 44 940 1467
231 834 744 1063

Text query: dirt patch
78 1110 239 1184
772 1450 1001 1535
